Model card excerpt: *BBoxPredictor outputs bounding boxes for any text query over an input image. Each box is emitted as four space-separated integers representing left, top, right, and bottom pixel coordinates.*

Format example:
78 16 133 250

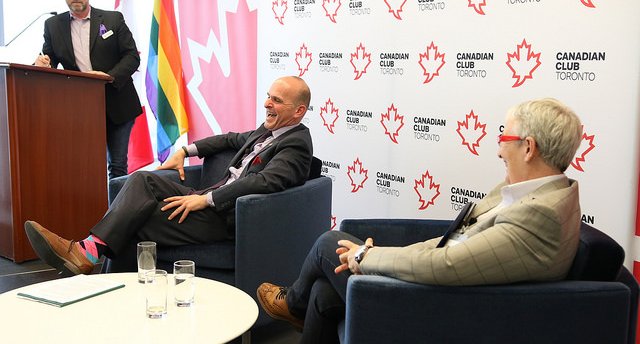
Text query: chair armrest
107 166 202 205
339 219 450 247
234 177 332 323
344 275 631 344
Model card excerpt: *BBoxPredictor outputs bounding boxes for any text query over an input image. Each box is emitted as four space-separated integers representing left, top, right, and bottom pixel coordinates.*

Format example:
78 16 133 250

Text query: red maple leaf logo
330 215 337 230
414 170 441 210
295 43 313 77
320 98 340 134
322 0 342 23
272 0 288 25
506 39 541 88
571 127 596 172
347 158 369 193
384 0 407 20
418 41 446 84
380 103 405 144
350 43 372 80
581 0 595 8
456 110 487 156
468 0 487 15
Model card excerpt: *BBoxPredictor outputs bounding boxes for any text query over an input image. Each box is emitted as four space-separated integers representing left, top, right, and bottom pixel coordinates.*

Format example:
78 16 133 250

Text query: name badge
102 30 113 39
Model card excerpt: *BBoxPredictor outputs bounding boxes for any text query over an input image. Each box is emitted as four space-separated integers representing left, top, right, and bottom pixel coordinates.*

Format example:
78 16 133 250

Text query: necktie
237 131 272 167
436 201 475 248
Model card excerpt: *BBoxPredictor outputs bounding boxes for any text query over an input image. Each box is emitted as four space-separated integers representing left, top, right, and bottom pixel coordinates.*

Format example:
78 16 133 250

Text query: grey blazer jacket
361 177 581 286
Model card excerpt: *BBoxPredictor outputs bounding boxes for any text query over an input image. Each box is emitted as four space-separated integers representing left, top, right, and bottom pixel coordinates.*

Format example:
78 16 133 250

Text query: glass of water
145 269 168 319
173 260 195 307
137 241 157 283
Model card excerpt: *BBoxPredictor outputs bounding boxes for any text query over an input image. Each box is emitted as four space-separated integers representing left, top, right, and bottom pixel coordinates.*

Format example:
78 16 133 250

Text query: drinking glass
137 241 157 283
173 260 195 307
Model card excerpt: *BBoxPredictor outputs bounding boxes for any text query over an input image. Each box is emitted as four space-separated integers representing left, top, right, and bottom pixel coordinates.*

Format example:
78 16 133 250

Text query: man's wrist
181 146 189 158
354 244 373 264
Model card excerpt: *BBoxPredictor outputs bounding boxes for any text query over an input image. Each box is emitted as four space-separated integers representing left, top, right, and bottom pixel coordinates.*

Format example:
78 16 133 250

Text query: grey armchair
337 220 638 344
102 149 332 326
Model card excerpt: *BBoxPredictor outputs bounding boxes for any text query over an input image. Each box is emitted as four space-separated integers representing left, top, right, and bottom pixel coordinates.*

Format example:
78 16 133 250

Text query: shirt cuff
185 144 198 157
206 191 215 208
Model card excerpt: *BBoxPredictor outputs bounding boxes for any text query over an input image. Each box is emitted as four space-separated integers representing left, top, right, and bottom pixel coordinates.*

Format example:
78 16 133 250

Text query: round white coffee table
0 272 258 343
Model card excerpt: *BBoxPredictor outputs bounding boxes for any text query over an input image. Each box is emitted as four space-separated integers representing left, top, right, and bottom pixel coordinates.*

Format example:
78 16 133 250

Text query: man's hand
161 194 208 223
86 70 110 77
157 149 187 180
35 54 51 67
335 237 374 275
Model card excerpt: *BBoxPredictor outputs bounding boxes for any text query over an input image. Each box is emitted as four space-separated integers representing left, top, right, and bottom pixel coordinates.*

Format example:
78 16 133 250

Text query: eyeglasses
497 134 523 144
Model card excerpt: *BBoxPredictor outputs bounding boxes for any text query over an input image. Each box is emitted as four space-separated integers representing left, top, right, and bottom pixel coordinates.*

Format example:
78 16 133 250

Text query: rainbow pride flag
145 0 189 162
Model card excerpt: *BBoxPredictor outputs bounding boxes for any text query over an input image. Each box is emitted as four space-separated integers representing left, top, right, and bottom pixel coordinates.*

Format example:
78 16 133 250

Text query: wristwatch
354 244 372 264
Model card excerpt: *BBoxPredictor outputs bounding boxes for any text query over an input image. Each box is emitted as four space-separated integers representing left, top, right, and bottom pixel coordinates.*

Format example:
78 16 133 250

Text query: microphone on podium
4 11 58 46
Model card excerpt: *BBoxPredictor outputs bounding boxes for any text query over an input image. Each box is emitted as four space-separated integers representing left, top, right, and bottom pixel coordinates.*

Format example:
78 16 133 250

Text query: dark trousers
106 119 134 179
286 230 364 343
91 171 230 256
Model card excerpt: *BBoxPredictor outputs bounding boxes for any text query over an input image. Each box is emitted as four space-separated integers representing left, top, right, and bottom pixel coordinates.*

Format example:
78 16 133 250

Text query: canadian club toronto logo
581 0 595 8
384 0 407 20
380 104 405 144
272 0 287 25
456 110 487 156
320 98 340 134
419 42 446 84
506 39 541 88
322 0 342 23
347 158 369 193
414 170 441 210
350 43 372 80
295 43 313 77
571 126 596 172
468 0 487 15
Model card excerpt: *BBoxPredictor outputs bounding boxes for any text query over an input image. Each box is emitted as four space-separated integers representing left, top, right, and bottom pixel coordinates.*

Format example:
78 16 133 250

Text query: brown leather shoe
24 221 94 275
257 282 304 331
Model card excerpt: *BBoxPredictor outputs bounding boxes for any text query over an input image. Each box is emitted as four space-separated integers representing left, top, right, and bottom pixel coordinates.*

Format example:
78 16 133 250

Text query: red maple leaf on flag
295 43 313 77
272 0 288 25
350 43 371 80
418 41 446 84
414 170 441 210
506 39 541 88
330 216 337 230
322 0 342 23
380 103 405 144
581 0 595 8
384 0 408 20
571 128 596 172
347 158 369 193
456 110 487 156
320 98 340 134
468 0 487 15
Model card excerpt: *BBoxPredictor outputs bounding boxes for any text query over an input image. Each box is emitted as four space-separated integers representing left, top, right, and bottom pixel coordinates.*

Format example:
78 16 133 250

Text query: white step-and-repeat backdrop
256 0 640 268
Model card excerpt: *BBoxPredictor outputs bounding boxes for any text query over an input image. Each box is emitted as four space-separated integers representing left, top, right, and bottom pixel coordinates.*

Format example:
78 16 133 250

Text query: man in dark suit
35 0 142 179
24 76 314 275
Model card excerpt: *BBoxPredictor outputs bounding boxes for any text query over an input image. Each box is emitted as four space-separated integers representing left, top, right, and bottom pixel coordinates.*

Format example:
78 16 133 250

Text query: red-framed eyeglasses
497 134 523 144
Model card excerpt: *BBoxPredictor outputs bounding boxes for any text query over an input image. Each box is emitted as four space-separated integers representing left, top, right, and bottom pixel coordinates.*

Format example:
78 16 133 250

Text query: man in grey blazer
257 98 583 340
35 0 142 179
24 76 313 275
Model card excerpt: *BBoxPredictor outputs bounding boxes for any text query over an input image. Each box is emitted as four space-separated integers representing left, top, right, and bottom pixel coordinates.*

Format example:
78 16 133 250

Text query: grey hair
508 98 582 172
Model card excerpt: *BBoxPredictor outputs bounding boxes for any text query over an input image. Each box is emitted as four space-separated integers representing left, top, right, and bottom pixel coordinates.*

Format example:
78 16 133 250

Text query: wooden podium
0 63 111 262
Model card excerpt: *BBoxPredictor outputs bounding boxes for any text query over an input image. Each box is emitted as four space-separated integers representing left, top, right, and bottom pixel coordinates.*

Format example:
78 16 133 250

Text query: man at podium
34 0 142 179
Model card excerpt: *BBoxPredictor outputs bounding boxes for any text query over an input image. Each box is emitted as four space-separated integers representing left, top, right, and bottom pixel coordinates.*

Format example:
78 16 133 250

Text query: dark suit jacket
42 7 142 124
193 124 313 212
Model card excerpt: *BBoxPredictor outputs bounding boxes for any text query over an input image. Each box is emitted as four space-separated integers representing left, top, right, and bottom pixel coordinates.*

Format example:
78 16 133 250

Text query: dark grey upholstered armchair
102 149 332 326
334 220 638 344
